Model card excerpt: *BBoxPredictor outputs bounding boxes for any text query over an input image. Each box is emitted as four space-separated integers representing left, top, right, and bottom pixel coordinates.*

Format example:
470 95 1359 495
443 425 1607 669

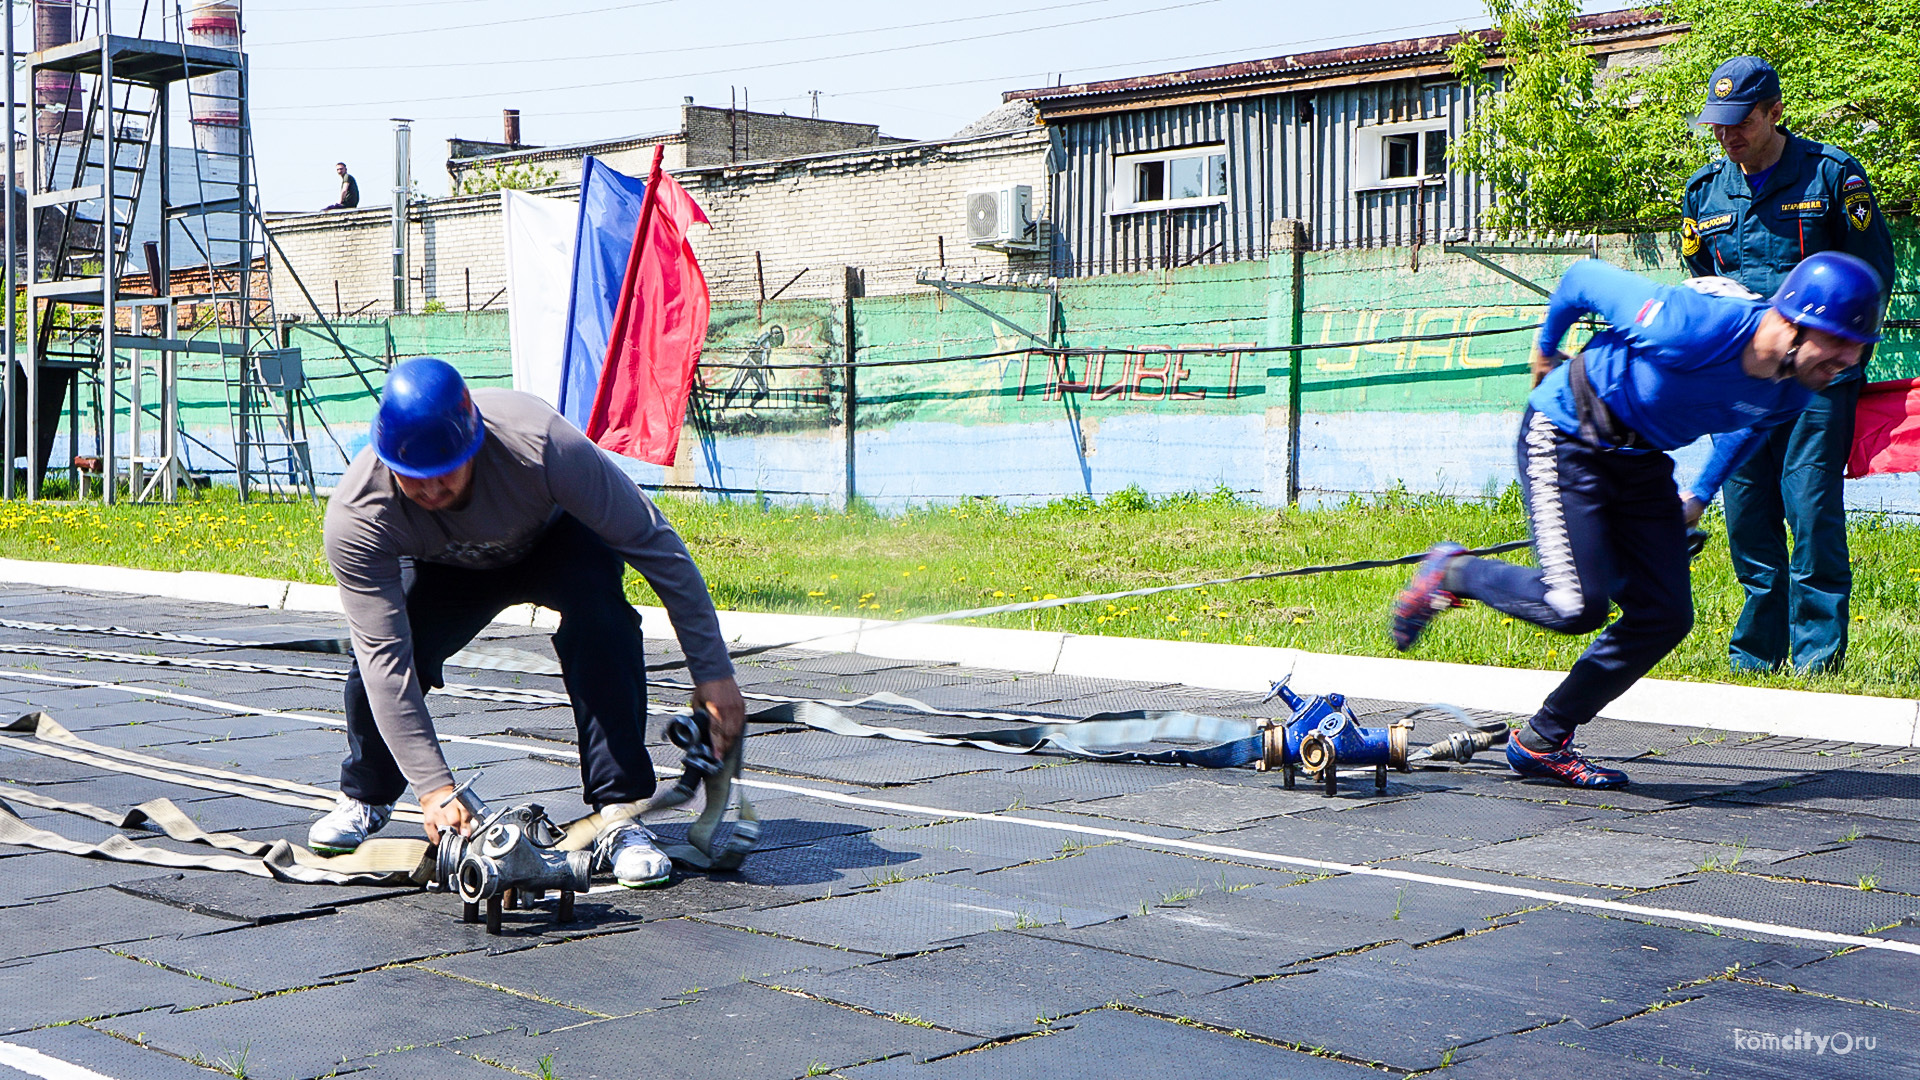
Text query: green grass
2 483 1917 699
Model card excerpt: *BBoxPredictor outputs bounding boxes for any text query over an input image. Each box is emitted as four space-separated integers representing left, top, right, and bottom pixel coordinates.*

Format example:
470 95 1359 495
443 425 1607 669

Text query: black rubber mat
3 1022 243 1080
968 845 1282 916
1768 838 1920 896
1756 921 1920 1011
879 769 1088 813
0 851 170 903
1722 768 1920 821
1018 889 1459 978
117 897 513 993
153 713 334 741
90 965 594 1080
534 873 802 928
112 871 413 924
0 752 105 785
0 887 241 962
1140 908 1814 1072
842 1006 1390 1079
772 931 1236 1038
0 946 250 1035
426 918 859 1015
702 878 1119 958
453 980 976 1077
328 1046 529 1079
1444 1023 1713 1078
1601 801 1920 849
727 831 995 898
1300 790 1629 843
1627 873 1920 938
1422 826 1799 888
1070 777 1316 832
747 731 1028 784
1474 773 1725 811
1540 979 1905 1078
1266 869 1547 925
1201 814 1474 865
871 818 1106 866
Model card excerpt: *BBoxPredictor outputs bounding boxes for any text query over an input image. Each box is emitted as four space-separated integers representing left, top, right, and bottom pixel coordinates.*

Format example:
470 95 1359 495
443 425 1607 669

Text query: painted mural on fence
63 238 1920 509
693 302 843 435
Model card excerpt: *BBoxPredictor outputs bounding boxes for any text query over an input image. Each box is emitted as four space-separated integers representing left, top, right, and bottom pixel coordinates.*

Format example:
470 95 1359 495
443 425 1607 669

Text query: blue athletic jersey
1531 259 1810 499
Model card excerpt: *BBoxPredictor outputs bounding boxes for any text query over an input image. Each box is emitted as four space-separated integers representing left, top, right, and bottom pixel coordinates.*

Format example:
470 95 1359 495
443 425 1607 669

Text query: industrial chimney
185 2 241 169
502 109 520 148
32 0 82 138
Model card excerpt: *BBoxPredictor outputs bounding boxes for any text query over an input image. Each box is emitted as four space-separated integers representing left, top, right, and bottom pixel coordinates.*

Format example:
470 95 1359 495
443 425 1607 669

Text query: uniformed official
1680 56 1895 673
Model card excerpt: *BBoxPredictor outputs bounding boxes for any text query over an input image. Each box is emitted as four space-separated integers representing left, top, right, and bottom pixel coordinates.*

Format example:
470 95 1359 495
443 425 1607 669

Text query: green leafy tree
450 162 562 196
1451 0 1920 233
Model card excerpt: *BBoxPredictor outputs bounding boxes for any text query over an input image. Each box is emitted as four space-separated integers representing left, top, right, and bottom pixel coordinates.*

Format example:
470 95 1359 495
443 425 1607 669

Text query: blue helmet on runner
371 357 486 478
1771 251 1884 344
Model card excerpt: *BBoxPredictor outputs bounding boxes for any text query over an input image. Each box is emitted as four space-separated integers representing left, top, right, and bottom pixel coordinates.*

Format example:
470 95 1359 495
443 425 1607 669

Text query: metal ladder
170 0 314 501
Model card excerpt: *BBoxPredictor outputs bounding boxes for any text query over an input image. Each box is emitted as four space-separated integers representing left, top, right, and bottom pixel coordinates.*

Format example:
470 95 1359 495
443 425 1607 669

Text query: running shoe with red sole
1390 542 1466 651
1506 736 1630 788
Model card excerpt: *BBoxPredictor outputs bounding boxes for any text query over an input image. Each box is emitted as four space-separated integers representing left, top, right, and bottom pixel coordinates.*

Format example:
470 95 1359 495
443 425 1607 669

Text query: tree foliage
450 162 562 197
1450 0 1920 233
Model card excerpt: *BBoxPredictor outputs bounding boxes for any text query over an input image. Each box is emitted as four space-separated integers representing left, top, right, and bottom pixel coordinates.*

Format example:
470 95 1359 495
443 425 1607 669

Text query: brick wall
679 105 895 167
266 127 1052 317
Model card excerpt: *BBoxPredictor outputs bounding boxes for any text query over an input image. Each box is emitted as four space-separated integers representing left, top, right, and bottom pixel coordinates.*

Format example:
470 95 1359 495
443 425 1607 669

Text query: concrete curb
0 557 1912 747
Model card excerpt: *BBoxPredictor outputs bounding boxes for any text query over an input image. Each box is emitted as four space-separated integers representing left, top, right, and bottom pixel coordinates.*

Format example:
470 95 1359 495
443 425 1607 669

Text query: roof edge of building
1004 7 1671 115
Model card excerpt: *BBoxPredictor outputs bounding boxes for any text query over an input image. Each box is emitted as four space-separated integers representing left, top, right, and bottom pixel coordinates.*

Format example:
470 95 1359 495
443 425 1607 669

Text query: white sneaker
308 796 393 854
594 821 672 888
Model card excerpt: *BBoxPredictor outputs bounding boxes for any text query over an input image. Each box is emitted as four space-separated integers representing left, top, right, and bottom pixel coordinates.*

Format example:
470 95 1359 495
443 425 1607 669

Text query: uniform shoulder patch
1843 173 1869 193
1681 217 1700 256
1846 189 1875 230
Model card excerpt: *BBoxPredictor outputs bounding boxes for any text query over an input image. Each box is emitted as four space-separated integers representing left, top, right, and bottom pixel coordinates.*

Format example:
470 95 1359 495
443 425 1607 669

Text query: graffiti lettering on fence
1309 307 1529 374
1017 344 1253 403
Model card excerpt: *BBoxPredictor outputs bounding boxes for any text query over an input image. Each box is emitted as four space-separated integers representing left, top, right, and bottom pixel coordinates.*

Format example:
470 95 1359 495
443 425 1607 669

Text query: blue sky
15 0 1623 208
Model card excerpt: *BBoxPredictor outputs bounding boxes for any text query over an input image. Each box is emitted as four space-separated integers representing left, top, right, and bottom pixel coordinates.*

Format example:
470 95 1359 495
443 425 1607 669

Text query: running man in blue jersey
1389 252 1883 788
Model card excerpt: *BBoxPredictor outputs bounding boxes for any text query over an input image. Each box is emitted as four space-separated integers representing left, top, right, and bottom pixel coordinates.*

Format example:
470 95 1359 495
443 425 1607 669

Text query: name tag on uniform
1778 198 1827 217
1696 212 1735 235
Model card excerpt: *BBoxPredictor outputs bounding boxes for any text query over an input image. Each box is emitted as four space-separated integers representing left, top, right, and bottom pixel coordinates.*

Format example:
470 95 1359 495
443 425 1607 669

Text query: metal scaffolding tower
9 0 314 503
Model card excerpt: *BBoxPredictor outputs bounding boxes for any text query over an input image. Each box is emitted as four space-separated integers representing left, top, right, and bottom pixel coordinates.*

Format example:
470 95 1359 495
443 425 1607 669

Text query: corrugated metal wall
1050 99 1281 277
1049 76 1497 276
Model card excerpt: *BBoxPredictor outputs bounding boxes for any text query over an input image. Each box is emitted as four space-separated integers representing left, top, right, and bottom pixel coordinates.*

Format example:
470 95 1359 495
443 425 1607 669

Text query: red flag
1847 377 1920 478
587 145 711 464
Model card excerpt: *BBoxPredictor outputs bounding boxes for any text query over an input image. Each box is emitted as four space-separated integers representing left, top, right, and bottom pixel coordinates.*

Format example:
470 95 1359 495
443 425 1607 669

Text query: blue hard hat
1698 56 1781 125
1771 252 1884 344
371 357 487 478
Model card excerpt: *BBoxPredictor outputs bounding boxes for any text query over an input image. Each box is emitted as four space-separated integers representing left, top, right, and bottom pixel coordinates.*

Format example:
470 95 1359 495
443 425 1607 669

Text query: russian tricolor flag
502 150 710 466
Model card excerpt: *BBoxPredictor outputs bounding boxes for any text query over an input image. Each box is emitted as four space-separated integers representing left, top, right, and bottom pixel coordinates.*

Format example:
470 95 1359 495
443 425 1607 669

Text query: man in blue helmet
1682 56 1895 673
1389 252 1882 788
308 357 746 889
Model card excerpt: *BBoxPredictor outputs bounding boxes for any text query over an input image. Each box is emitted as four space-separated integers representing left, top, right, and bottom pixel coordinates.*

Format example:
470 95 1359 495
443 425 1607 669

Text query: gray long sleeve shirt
323 388 733 796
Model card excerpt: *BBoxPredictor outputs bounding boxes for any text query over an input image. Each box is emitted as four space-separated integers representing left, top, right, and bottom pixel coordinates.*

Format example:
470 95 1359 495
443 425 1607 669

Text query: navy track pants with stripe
1451 410 1695 743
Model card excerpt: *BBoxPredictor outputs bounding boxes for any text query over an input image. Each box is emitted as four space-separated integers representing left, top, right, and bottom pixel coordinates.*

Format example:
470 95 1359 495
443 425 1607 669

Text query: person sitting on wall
1388 253 1882 788
307 357 747 889
325 162 359 210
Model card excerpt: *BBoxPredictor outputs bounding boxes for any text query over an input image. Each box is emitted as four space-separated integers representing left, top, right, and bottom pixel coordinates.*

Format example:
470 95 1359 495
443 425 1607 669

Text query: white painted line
0 1042 122 1080
10 667 1916 959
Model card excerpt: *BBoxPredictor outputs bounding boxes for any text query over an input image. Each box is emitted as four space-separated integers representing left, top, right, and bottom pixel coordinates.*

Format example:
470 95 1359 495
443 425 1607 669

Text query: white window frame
1109 144 1229 215
1352 120 1450 191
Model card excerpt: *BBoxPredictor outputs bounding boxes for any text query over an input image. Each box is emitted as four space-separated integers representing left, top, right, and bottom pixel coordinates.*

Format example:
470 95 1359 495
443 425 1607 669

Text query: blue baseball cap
1698 56 1781 125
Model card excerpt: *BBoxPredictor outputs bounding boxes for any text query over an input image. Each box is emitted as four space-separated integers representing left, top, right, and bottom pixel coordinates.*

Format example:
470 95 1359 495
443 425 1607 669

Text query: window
1112 145 1228 213
1353 122 1450 190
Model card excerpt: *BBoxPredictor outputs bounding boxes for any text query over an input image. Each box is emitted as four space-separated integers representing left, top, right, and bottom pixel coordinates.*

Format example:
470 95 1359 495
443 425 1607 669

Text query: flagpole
599 146 665 374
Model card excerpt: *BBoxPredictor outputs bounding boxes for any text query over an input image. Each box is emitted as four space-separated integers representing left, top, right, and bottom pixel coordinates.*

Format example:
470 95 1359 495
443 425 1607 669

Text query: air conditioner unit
966 184 1037 249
